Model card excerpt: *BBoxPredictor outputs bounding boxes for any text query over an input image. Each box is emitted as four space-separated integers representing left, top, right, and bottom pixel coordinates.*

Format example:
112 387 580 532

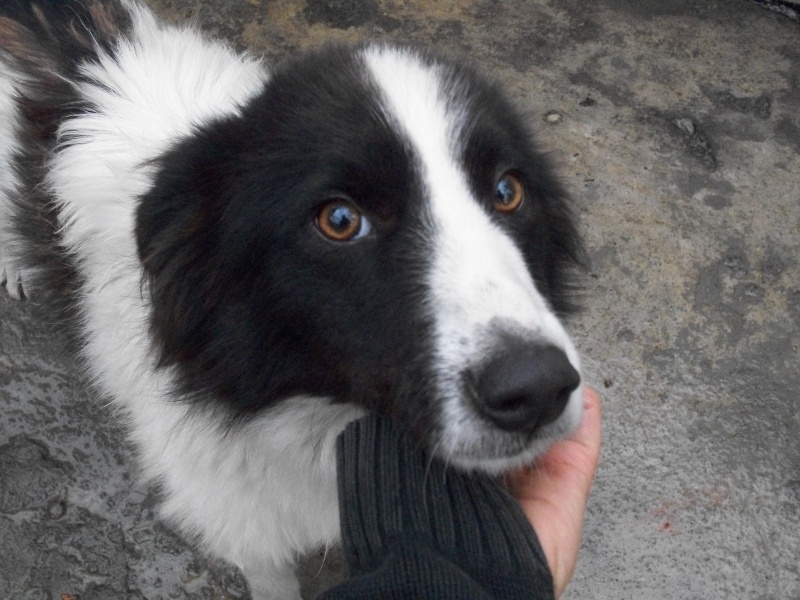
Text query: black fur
1 4 586 589
448 61 586 316
0 0 132 326
2 3 585 437
136 46 440 424
135 45 586 432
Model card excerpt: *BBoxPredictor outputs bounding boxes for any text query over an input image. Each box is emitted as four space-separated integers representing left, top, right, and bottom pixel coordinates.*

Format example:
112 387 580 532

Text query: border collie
0 1 585 597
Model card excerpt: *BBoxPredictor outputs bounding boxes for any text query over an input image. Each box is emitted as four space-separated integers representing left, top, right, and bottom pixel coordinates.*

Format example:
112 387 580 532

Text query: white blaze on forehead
361 47 573 363
363 47 582 470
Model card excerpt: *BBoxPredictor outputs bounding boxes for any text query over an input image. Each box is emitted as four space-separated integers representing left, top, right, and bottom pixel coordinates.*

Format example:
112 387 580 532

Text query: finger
506 385 602 498
504 386 602 598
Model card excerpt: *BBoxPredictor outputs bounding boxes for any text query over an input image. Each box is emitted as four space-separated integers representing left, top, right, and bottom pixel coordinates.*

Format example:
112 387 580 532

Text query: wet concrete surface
1 0 798 598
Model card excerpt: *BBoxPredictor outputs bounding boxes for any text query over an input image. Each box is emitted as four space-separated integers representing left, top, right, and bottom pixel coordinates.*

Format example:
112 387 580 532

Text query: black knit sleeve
316 414 555 600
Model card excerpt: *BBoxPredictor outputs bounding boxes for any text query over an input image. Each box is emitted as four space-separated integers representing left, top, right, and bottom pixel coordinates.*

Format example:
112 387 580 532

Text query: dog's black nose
472 344 580 433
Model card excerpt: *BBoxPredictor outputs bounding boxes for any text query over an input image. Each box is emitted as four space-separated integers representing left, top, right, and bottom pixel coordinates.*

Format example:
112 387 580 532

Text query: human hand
504 386 602 598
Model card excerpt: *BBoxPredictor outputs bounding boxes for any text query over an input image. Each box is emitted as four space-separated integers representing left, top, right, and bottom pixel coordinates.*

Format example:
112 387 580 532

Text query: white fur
0 4 582 598
363 47 583 473
10 6 360 599
0 61 26 300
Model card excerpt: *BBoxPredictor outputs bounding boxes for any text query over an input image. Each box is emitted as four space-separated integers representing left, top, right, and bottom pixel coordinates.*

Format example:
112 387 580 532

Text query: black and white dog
0 1 585 597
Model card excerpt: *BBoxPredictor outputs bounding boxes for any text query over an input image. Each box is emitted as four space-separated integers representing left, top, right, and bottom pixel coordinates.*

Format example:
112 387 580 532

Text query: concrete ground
1 0 798 598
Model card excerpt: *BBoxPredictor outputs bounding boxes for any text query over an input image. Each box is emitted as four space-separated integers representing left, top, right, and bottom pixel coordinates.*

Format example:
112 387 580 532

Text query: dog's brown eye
493 172 524 213
316 198 370 241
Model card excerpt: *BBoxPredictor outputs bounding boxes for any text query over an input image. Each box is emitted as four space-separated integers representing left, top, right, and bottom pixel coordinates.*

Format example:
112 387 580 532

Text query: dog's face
136 45 585 472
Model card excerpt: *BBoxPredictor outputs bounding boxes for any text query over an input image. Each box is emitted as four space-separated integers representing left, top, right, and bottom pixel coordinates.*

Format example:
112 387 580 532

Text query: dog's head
136 44 586 472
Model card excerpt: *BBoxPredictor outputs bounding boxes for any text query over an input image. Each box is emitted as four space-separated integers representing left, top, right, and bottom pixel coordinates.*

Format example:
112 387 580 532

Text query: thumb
505 386 602 598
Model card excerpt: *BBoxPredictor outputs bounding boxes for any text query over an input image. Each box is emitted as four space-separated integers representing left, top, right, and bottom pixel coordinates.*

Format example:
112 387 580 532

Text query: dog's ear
135 134 232 370
134 125 343 411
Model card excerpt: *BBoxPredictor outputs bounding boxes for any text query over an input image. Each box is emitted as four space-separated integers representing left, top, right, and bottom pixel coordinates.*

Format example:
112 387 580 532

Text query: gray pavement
1 0 798 598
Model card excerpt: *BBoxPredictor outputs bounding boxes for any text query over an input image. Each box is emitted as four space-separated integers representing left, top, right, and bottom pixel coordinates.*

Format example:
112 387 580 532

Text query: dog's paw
0 248 27 300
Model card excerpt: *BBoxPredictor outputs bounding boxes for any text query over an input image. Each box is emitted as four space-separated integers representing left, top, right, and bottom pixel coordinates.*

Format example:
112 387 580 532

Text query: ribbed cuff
335 414 554 597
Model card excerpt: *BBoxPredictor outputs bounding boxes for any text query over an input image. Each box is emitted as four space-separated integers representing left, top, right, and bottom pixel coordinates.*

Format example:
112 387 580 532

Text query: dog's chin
435 385 584 475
